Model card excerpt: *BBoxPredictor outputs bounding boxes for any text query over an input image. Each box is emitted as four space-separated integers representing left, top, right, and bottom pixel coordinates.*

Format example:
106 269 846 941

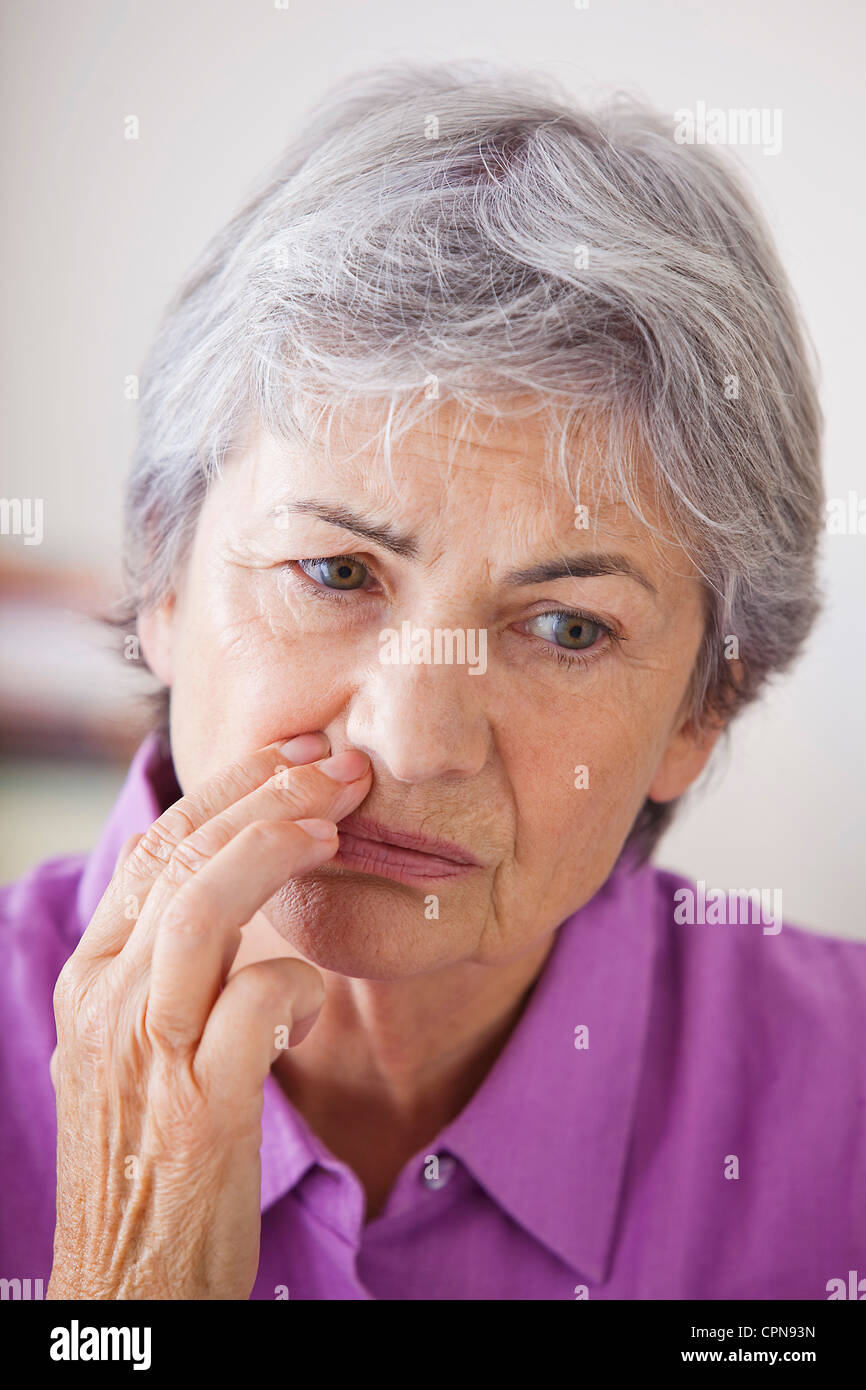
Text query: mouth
332 814 481 885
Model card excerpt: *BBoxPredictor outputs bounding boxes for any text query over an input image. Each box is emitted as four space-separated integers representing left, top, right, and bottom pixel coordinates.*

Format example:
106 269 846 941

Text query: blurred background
1 0 863 936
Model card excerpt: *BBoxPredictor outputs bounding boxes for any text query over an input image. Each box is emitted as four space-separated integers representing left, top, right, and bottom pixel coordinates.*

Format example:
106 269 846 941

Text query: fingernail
280 732 330 763
317 750 371 782
295 818 339 841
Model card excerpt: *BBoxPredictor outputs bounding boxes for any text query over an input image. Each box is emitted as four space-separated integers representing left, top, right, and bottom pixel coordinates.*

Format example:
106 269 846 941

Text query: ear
647 712 723 804
137 596 176 687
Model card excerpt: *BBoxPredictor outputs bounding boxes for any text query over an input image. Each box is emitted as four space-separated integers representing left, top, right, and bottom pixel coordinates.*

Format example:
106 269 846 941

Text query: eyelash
530 613 621 672
286 556 379 603
283 558 622 672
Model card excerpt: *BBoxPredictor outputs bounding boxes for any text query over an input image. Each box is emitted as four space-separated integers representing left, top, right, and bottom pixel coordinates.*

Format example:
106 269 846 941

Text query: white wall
1 0 863 935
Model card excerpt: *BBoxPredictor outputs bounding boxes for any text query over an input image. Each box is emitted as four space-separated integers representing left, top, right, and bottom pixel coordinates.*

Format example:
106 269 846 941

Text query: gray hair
124 59 823 860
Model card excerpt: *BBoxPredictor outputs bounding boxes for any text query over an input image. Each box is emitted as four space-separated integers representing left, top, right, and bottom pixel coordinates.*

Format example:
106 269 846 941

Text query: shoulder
648 863 866 1074
0 854 88 1031
0 856 87 1272
0 851 88 941
608 865 866 1295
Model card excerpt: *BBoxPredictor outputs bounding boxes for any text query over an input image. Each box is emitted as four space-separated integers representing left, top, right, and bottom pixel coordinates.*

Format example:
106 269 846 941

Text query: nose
345 649 492 784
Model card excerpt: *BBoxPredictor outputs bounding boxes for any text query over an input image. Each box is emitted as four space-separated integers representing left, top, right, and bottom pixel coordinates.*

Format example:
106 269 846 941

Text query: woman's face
141 407 717 978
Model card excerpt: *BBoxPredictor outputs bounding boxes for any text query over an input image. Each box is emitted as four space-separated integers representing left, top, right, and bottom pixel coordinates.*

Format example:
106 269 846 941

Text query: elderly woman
1 61 863 1303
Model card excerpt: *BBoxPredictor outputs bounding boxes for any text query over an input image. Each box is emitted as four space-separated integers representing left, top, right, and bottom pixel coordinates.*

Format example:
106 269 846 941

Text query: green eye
527 611 604 650
300 556 370 590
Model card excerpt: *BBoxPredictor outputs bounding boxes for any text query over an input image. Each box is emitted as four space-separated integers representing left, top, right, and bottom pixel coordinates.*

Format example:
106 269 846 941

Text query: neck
233 911 555 1219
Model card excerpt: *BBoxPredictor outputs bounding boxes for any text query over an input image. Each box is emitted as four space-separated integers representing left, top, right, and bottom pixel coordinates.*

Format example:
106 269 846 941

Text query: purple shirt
1 734 864 1300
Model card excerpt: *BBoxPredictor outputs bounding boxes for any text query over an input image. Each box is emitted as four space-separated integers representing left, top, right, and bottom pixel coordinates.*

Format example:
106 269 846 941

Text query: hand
47 734 372 1300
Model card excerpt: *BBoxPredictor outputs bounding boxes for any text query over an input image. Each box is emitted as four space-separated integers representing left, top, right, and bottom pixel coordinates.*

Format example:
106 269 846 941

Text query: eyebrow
288 501 420 558
286 500 657 594
503 554 658 595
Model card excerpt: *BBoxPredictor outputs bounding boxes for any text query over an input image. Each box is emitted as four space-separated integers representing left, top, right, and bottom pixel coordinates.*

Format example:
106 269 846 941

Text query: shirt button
422 1153 456 1189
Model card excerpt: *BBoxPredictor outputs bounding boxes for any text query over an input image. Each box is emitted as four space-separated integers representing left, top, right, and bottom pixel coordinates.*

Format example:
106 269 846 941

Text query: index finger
75 732 330 962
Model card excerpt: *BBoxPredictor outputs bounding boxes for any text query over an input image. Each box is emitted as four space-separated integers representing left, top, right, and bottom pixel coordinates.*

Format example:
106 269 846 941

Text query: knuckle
144 1002 199 1059
145 1018 193 1061
133 809 195 871
52 960 79 1019
239 817 298 855
145 1028 193 1067
163 819 236 883
265 764 324 816
157 887 215 942
52 966 108 1051
209 759 255 801
165 834 214 878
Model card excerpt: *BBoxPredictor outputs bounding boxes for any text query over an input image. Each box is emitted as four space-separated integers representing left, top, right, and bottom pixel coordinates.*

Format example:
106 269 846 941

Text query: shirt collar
76 732 180 927
438 856 658 1285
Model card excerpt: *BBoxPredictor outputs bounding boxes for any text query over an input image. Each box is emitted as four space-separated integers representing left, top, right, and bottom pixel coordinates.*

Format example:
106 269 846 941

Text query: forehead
237 406 660 527
215 404 697 588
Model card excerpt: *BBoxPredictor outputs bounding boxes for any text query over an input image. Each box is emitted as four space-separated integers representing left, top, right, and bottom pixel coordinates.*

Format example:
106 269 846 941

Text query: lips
333 814 480 884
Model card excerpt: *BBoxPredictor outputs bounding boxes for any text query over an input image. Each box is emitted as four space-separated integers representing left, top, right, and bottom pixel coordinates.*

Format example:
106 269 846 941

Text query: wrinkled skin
50 407 721 1294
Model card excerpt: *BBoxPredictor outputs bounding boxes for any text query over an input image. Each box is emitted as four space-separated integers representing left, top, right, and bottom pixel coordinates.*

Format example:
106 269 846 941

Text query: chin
263 870 480 979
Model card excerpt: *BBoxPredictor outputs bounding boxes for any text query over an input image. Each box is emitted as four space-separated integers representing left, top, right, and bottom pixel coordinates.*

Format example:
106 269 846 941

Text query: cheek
167 572 357 786
503 684 670 869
